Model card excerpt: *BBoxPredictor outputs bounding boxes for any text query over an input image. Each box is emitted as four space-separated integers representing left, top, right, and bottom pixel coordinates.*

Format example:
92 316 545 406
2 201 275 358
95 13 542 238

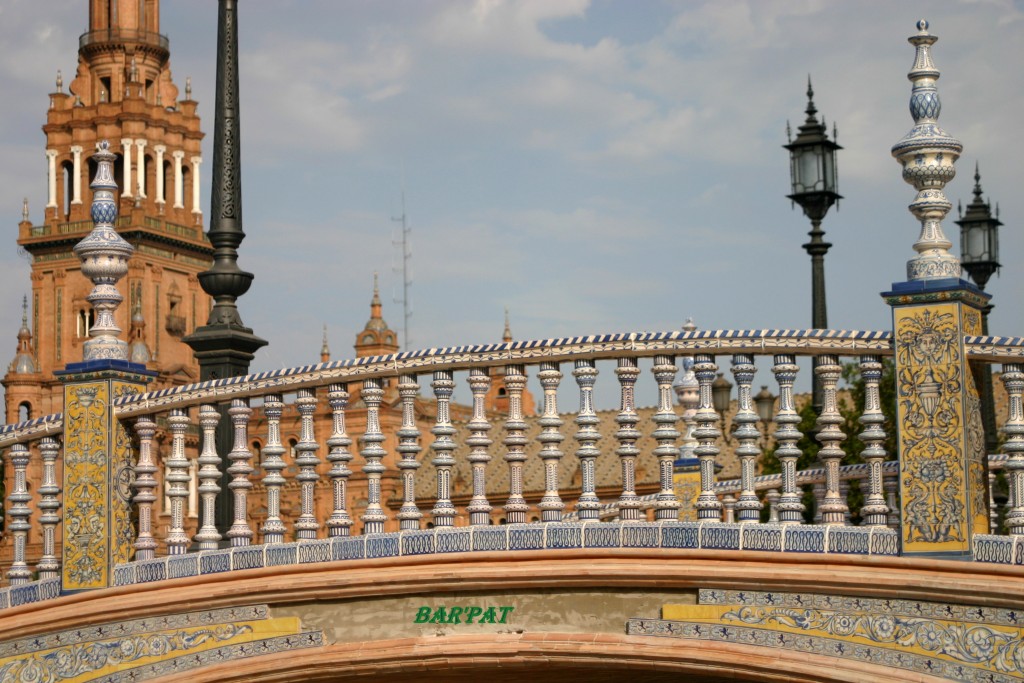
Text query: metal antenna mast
391 182 412 350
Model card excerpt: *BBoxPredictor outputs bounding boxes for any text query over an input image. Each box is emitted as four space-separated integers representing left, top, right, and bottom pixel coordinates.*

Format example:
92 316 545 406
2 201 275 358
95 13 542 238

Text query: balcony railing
0 329 1021 609
79 29 169 51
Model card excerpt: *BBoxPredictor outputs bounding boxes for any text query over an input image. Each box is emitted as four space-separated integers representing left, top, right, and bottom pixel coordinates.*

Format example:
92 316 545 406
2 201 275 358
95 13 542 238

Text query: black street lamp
956 163 1002 454
785 78 842 413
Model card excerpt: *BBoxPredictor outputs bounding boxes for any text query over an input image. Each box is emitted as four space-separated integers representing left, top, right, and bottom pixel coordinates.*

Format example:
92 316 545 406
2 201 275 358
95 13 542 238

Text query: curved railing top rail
1 329 1021 447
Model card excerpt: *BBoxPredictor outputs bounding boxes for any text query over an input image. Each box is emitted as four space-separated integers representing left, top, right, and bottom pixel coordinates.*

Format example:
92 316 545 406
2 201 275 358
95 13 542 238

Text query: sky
0 0 1021 409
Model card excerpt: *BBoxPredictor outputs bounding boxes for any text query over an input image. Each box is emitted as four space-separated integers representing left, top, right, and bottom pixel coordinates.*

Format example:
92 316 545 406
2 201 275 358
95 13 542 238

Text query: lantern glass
712 373 733 413
754 386 775 423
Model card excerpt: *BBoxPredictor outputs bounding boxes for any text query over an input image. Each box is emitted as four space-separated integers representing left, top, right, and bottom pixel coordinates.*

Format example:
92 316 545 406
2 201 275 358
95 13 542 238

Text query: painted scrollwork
895 307 969 545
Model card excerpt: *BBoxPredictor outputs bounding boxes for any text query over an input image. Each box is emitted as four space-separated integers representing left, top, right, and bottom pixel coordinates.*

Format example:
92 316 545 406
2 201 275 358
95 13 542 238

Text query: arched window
18 402 31 422
61 160 73 220
287 438 298 475
362 334 375 345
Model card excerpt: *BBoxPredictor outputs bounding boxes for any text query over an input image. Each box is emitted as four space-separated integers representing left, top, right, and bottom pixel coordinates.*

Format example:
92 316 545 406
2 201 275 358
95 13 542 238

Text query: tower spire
503 307 513 343
321 324 331 363
8 296 37 375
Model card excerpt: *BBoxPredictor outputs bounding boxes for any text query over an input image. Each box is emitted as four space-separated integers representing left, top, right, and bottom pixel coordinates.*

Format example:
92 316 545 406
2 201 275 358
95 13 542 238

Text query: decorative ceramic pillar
135 139 147 197
70 146 83 205
37 437 61 580
1001 364 1024 535
226 398 253 546
672 355 701 522
121 139 133 198
859 355 891 526
731 354 762 523
651 355 680 521
573 359 601 520
396 375 423 530
5 444 32 585
194 405 223 549
293 389 321 540
60 141 153 591
772 354 804 523
260 394 287 543
537 362 565 522
172 151 184 208
431 370 457 527
326 384 354 537
886 21 989 557
502 365 529 524
614 358 641 520
164 409 191 554
360 378 387 534
132 417 158 561
465 369 494 525
153 145 166 207
46 150 58 209
693 354 723 521
815 355 848 525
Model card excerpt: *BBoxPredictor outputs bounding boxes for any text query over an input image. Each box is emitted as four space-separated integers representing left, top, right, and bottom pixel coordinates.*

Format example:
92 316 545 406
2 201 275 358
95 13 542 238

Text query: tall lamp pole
956 164 1002 454
184 0 268 540
785 78 842 413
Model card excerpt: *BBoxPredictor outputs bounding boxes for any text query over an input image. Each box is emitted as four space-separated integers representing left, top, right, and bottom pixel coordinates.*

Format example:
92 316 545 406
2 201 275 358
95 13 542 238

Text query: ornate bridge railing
1 329 1022 610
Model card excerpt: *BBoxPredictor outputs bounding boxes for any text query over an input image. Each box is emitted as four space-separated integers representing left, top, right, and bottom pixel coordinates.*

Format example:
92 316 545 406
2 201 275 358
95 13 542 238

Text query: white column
121 138 133 197
70 145 83 204
153 144 166 206
135 139 147 197
45 149 58 208
172 151 184 208
190 156 202 216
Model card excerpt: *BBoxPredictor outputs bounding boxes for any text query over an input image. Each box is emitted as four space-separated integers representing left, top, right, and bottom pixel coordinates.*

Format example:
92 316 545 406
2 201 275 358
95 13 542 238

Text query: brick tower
8 0 212 422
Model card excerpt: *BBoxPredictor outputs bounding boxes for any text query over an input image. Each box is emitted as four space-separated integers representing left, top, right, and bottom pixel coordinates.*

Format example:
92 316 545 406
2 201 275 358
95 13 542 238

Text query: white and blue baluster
815 354 848 525
194 405 222 550
5 443 32 585
326 384 354 537
651 355 681 521
503 365 530 524
615 358 642 521
132 416 158 560
858 356 890 526
360 378 388 534
260 394 287 544
466 369 494 526
396 375 423 531
537 362 565 523
1001 363 1024 535
165 408 191 554
573 359 601 521
772 354 804 524
226 398 254 546
693 354 723 521
293 389 321 540
37 437 61 580
431 371 458 528
731 354 762 523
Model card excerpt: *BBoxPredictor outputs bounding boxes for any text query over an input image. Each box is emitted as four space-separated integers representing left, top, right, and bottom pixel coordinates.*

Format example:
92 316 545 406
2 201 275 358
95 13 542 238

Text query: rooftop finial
890 20 962 282
372 271 381 306
973 162 983 200
682 317 697 333
21 198 29 222
503 307 512 343
320 324 331 362
55 70 63 93
21 295 28 328
185 76 192 100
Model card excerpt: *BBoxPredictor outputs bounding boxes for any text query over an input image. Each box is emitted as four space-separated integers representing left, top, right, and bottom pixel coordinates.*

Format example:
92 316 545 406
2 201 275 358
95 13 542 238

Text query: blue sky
0 0 1021 408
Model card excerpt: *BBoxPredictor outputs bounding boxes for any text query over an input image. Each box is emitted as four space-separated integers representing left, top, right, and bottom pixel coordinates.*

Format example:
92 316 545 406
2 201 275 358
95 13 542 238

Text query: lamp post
785 78 842 414
712 372 734 442
754 385 776 448
956 164 1002 454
